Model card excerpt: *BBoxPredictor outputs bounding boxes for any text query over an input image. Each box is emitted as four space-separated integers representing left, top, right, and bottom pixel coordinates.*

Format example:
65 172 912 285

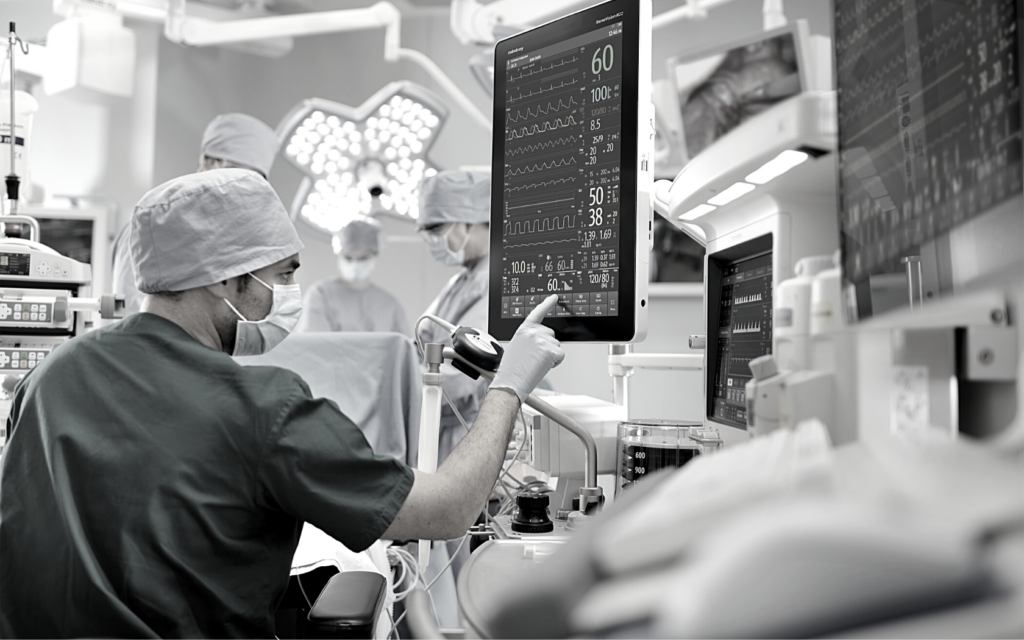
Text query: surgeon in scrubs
416 170 492 464
296 217 409 334
111 113 278 316
0 169 565 638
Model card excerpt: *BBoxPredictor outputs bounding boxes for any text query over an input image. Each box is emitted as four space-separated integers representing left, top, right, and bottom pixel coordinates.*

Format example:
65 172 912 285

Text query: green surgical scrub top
0 313 414 638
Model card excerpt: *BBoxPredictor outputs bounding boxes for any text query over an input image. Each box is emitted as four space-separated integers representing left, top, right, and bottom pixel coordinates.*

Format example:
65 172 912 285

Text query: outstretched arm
382 295 563 540
382 387 520 540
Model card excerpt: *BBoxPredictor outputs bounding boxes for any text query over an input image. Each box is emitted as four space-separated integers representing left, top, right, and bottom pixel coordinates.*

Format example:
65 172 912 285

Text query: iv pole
4 22 23 216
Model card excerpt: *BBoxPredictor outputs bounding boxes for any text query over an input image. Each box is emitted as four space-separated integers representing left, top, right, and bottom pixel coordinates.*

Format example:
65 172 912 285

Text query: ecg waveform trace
510 78 579 104
506 156 577 178
505 177 577 193
506 97 578 124
504 214 577 235
506 135 580 157
509 56 578 83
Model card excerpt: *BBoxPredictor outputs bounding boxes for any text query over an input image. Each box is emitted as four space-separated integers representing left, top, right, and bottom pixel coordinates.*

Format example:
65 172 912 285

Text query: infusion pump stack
0 219 122 450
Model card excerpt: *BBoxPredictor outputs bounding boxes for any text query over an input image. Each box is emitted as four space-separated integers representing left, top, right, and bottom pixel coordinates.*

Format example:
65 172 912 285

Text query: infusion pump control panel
1 241 97 453
0 241 94 335
0 243 92 284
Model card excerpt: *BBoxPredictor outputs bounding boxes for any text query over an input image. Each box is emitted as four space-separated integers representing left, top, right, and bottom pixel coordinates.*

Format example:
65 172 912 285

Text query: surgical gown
0 313 414 639
417 255 490 463
296 277 410 334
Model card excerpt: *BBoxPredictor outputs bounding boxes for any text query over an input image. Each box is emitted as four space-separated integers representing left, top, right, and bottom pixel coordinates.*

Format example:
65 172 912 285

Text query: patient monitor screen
489 0 649 342
708 247 773 430
500 21 624 321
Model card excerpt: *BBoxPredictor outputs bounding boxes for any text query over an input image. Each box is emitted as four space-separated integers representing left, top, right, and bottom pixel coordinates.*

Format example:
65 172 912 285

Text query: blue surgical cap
417 170 491 229
200 113 278 177
131 169 304 293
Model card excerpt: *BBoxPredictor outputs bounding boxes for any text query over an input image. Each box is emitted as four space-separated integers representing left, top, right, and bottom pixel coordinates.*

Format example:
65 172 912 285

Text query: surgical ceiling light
278 81 448 234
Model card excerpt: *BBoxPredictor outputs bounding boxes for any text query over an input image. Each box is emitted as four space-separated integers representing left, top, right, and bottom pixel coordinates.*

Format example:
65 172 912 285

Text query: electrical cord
415 314 474 434
498 405 530 482
386 545 422 603
296 573 313 609
422 534 469 592
441 386 471 433
488 404 532 517
413 314 456 358
386 535 468 638
385 608 398 640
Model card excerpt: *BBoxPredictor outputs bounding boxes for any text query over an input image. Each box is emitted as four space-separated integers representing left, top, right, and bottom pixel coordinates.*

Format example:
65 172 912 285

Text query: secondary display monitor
667 20 814 163
834 0 1023 319
704 235 773 430
489 0 653 342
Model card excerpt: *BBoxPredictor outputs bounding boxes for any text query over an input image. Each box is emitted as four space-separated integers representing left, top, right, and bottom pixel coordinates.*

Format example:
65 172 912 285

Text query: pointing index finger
525 294 558 324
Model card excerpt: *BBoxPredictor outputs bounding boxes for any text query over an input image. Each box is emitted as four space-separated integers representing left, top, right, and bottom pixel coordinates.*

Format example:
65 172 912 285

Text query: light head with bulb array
276 81 449 234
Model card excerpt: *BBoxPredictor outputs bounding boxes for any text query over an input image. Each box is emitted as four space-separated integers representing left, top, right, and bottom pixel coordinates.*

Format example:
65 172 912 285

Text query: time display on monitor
499 22 624 320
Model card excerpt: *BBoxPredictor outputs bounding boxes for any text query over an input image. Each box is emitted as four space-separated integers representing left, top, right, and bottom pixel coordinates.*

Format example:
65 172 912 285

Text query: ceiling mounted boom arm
164 0 401 50
162 0 489 132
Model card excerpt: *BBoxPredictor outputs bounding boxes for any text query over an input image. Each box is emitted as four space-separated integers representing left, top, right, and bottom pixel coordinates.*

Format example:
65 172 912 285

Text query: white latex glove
490 294 565 404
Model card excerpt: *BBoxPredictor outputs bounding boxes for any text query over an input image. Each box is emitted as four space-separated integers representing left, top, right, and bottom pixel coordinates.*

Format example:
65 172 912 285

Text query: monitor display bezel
488 0 646 342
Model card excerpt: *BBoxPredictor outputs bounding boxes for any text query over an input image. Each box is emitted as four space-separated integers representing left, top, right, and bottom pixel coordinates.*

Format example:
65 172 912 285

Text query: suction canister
616 420 722 495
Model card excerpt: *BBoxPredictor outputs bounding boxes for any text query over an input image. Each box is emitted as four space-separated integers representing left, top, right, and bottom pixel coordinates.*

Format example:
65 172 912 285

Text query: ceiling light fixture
278 81 448 234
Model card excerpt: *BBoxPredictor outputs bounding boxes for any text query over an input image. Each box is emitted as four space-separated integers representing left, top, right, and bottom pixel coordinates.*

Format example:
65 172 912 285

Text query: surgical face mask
224 274 302 356
423 224 469 267
338 256 376 284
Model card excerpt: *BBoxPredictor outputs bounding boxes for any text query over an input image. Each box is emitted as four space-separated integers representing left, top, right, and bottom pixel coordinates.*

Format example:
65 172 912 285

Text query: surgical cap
417 170 491 229
332 217 380 255
131 169 304 294
200 113 278 177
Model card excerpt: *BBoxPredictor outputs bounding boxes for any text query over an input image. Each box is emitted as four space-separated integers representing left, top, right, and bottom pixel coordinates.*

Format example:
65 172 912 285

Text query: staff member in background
416 170 492 464
295 216 409 334
111 113 278 316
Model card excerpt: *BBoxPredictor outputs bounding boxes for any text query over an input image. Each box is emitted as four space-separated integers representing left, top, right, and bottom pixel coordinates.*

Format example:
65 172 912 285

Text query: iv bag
1 88 39 204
